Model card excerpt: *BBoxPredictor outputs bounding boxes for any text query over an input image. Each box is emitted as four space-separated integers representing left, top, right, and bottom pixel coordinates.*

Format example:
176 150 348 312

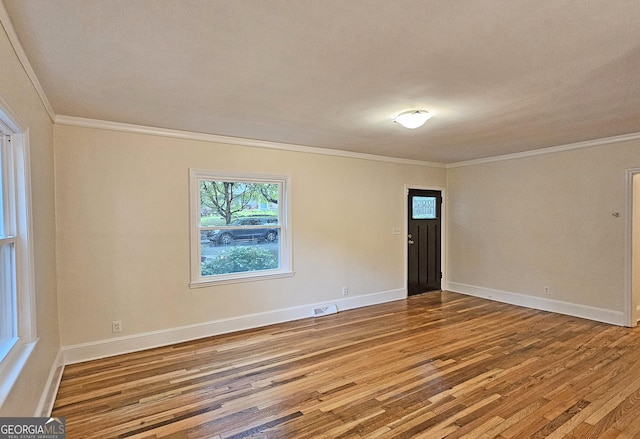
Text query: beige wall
447 141 640 315
0 24 59 414
54 124 445 346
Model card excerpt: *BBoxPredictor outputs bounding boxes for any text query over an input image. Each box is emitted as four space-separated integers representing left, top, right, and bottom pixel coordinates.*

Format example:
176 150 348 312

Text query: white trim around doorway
625 168 640 327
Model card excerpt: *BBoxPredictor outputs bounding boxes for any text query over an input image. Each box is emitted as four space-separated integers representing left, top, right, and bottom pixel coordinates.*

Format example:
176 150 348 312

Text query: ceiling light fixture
394 110 432 129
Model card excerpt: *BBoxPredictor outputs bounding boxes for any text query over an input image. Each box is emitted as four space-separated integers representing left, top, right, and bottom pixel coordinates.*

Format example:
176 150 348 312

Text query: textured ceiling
4 0 640 163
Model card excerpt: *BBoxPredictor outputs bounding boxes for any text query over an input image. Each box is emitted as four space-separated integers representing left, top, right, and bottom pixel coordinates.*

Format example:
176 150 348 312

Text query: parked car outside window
207 217 278 245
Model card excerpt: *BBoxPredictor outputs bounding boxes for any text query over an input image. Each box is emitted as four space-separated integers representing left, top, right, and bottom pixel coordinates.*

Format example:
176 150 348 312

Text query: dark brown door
408 189 442 295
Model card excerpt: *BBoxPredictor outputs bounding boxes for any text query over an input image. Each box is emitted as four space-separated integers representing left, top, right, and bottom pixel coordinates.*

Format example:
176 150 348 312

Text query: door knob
408 240 414 245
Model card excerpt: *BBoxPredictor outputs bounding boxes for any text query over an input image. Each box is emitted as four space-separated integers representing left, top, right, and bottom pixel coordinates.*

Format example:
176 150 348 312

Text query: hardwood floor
53 291 640 438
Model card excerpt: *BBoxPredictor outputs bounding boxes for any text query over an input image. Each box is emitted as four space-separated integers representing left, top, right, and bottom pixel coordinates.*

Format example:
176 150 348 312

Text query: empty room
1 1 640 437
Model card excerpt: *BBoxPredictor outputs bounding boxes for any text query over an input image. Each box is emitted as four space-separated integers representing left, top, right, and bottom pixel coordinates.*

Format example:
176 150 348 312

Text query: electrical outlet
112 320 122 333
342 286 349 296
543 286 550 296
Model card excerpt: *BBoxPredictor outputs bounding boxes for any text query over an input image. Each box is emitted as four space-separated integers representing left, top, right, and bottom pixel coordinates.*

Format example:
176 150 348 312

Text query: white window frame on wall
0 100 37 409
189 169 293 287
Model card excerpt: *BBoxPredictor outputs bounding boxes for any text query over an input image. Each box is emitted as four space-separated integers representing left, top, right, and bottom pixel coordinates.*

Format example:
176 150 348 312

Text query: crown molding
0 3 55 122
447 132 640 168
55 115 640 169
54 115 445 168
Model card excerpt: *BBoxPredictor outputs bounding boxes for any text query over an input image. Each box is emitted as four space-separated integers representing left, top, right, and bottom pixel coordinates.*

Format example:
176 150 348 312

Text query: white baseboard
35 349 64 417
446 282 625 326
62 288 407 365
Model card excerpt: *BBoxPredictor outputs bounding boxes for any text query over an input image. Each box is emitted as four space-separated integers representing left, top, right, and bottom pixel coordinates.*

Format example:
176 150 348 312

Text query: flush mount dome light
394 110 432 129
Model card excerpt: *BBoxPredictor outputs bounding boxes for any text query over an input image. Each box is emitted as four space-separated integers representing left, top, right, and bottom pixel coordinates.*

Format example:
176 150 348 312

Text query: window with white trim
189 170 292 286
0 133 18 361
0 105 36 409
0 120 35 364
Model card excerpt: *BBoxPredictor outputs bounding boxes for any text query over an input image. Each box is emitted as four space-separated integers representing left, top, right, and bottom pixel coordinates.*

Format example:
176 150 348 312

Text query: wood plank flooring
52 291 640 438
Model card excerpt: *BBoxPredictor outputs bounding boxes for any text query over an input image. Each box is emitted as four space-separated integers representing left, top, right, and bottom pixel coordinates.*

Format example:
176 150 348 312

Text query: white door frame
625 168 640 327
404 185 446 296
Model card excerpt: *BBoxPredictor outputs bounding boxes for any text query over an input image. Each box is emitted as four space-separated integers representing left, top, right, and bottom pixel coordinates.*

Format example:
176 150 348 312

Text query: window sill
0 338 38 410
190 270 295 288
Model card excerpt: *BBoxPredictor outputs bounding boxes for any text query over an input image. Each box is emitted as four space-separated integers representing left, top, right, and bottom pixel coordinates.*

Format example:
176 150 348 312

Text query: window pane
0 242 16 350
200 236 280 276
199 181 279 227
0 140 4 237
412 196 437 219
197 178 283 279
